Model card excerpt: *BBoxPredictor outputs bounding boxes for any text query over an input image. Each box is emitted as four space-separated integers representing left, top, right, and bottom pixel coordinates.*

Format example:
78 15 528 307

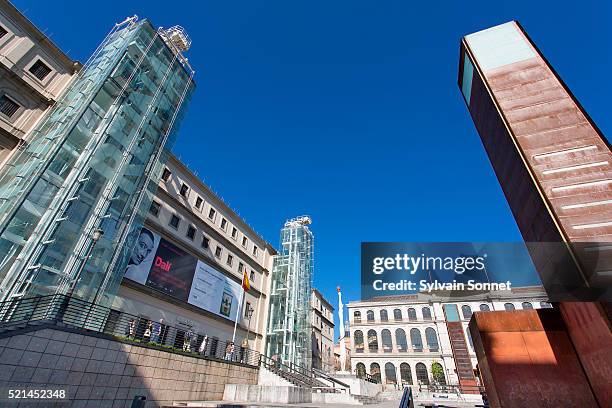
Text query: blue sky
14 0 611 335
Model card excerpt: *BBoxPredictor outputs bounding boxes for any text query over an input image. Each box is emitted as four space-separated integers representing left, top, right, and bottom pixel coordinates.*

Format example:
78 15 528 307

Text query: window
522 302 534 310
220 218 227 230
380 310 388 322
479 304 491 312
238 262 244 273
425 328 438 350
367 330 378 352
422 307 432 320
186 225 196 240
407 308 417 321
0 26 7 39
250 270 255 282
161 168 171 182
353 311 361 323
354 330 364 352
215 246 222 258
370 363 381 383
461 305 473 320
395 329 408 352
410 328 423 350
226 254 233 267
0 95 20 119
504 303 516 311
252 246 258 257
400 363 413 385
540 301 553 309
356 363 366 378
366 310 374 322
149 201 161 216
231 227 238 239
179 183 189 197
381 329 393 352
208 208 216 220
242 236 248 247
29 59 52 80
195 196 203 209
244 302 251 318
415 363 429 385
393 308 402 321
201 235 210 249
384 363 397 384
169 214 180 229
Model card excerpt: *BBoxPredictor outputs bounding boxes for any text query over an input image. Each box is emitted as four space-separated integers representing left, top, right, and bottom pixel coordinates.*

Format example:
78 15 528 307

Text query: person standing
151 318 163 344
199 335 209 356
183 327 193 352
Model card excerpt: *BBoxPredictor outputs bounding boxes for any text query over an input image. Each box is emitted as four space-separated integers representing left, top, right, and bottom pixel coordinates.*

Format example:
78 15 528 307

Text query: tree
431 362 445 385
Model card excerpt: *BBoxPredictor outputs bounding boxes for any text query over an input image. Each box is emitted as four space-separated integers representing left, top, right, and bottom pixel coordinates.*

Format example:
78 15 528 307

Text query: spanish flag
242 270 250 292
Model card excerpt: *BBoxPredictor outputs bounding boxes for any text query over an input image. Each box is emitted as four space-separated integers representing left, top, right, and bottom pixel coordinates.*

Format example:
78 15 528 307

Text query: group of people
123 317 253 364
125 317 165 344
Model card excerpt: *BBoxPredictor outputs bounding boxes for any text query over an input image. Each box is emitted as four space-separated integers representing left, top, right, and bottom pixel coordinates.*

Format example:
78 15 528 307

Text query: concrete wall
0 326 258 407
469 308 599 408
223 384 312 404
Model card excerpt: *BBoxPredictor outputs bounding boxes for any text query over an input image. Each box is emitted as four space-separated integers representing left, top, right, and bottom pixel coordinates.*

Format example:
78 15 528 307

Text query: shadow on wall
0 326 258 407
469 308 601 408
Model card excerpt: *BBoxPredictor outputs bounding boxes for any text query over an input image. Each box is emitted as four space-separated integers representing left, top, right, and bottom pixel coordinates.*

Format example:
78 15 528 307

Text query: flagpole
231 273 245 346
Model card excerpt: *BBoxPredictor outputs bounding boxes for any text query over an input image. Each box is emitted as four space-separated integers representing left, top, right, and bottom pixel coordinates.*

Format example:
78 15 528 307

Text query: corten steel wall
458 21 612 406
468 309 598 408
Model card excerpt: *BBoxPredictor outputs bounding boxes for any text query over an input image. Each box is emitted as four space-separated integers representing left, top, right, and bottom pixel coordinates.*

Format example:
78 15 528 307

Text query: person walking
151 319 163 344
199 335 209 356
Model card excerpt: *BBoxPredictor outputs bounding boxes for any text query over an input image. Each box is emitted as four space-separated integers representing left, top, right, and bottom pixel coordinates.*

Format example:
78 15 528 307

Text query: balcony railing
0 294 260 366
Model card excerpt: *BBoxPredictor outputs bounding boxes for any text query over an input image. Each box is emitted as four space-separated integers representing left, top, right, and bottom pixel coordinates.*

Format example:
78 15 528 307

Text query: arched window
425 327 438 350
354 311 361 323
461 305 472 320
385 362 397 384
356 363 366 378
381 329 393 352
540 301 552 309
422 307 432 320
466 328 473 349
366 310 375 322
393 308 402 321
431 362 446 385
395 328 408 352
367 330 378 352
504 303 515 311
354 330 364 353
479 304 490 312
407 308 417 321
400 363 413 385
380 309 388 322
410 328 423 350
522 302 533 309
370 363 381 383
416 362 429 385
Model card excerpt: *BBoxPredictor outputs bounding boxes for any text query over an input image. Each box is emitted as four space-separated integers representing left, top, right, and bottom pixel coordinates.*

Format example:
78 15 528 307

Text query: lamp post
67 228 104 297
244 304 255 348
57 228 104 324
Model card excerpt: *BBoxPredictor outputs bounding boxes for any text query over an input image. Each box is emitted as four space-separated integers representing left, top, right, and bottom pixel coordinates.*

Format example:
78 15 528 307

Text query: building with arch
347 286 548 389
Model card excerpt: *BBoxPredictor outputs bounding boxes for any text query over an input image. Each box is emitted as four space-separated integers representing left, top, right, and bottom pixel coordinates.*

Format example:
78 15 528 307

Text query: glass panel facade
265 217 313 368
0 18 194 305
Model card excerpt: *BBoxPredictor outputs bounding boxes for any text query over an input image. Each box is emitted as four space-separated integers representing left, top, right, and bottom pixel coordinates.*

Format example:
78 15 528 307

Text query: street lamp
67 228 104 297
243 304 255 348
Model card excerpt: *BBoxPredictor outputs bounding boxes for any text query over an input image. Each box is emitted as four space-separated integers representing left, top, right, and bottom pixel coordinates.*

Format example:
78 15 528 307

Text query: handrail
0 294 260 367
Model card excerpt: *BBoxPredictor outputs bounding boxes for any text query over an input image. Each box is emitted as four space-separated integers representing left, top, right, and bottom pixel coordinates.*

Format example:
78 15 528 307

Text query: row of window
160 167 259 258
149 200 256 284
353 301 551 323
354 328 439 353
356 361 442 386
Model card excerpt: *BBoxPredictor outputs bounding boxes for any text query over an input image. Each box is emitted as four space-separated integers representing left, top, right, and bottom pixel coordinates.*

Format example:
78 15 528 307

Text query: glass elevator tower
0 17 195 306
266 216 314 369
